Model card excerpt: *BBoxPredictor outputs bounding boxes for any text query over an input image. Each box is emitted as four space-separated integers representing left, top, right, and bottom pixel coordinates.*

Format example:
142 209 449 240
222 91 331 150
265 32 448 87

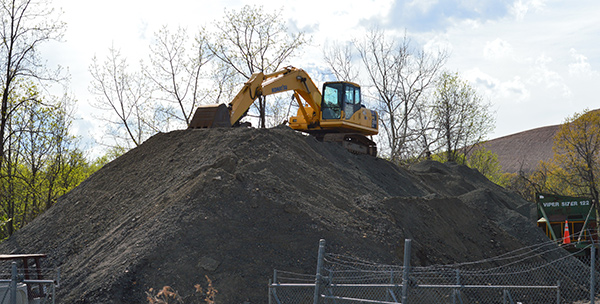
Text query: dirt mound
0 127 555 303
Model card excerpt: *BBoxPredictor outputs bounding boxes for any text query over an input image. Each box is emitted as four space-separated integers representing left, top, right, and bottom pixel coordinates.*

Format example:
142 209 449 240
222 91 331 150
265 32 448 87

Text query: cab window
345 86 355 104
344 85 361 119
322 83 342 119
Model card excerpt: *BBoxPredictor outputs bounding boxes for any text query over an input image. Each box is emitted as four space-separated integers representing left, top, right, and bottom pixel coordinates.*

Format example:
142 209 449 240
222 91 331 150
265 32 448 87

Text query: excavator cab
321 82 362 120
312 81 377 156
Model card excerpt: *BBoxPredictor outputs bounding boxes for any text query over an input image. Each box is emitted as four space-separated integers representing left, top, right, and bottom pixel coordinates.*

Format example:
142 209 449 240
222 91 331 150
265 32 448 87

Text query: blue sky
42 0 600 157
384 0 512 31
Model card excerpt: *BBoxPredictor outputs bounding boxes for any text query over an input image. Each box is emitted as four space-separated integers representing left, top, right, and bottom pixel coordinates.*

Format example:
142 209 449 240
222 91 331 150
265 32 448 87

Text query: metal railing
0 262 59 304
269 239 599 304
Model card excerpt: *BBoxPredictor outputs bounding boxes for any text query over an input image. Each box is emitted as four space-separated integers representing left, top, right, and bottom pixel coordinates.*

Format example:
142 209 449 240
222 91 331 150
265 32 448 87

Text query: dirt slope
0 126 554 303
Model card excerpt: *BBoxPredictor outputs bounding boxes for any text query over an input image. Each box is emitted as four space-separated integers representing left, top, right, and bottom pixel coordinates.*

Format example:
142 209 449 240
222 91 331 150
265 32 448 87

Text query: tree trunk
259 96 266 128
591 186 600 240
0 82 10 172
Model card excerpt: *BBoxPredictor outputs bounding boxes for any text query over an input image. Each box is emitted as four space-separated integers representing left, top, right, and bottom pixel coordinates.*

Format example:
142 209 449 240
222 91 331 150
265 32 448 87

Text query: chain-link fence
269 239 599 304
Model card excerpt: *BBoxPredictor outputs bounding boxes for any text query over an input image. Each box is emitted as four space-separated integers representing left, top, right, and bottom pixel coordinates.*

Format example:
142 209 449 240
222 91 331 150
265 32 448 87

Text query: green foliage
0 0 93 239
551 109 600 200
431 146 510 187
0 82 98 239
467 146 509 186
431 151 465 164
431 72 495 163
93 146 127 167
503 109 600 203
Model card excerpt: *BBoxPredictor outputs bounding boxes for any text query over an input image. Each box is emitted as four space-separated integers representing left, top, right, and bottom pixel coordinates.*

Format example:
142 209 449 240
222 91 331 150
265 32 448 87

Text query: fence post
387 268 394 302
452 268 460 304
591 244 596 304
10 262 17 304
269 269 278 304
402 239 412 304
313 239 326 304
268 278 272 304
556 280 560 304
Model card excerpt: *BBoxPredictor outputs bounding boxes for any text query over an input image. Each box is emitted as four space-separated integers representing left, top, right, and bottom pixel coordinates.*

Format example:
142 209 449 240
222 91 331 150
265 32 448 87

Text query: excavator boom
189 67 322 128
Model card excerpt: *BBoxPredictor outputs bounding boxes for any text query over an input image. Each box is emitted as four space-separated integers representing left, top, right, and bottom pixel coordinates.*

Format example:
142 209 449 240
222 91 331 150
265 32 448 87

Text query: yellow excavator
188 66 378 156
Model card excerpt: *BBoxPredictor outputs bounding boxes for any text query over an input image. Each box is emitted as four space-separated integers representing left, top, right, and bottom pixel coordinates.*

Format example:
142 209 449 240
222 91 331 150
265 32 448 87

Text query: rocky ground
0 126 558 303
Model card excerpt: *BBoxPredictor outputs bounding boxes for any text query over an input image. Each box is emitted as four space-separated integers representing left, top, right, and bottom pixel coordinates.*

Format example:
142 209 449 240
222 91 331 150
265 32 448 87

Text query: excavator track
321 133 377 157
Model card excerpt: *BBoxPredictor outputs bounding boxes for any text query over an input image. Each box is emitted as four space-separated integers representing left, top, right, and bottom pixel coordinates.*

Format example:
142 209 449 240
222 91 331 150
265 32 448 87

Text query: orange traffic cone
563 220 571 244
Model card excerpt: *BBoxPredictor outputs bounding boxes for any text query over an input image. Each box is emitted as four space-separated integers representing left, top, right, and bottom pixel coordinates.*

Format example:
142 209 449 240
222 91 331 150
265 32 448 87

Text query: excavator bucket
188 104 231 128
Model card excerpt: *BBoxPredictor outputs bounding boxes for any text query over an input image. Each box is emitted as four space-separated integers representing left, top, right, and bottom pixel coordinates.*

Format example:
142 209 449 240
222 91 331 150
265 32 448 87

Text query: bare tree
209 61 239 106
146 26 212 127
0 0 66 172
89 47 153 148
409 100 438 161
266 95 295 127
323 41 359 82
42 95 80 210
208 5 308 128
355 28 446 163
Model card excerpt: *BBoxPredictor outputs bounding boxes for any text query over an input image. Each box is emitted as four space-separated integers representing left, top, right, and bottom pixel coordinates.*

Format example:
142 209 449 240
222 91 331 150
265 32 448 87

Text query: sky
40 0 600 157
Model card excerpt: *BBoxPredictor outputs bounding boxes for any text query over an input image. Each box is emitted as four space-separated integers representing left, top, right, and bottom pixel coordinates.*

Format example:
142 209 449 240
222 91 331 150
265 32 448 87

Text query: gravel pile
0 126 553 303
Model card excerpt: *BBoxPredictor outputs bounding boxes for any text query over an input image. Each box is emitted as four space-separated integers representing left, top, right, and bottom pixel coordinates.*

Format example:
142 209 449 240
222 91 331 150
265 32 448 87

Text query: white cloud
464 68 498 90
457 18 482 30
439 1 600 137
407 0 439 14
423 34 453 55
502 76 530 102
527 54 571 98
483 38 513 60
568 48 598 77
510 0 529 20
510 0 547 20
464 68 530 103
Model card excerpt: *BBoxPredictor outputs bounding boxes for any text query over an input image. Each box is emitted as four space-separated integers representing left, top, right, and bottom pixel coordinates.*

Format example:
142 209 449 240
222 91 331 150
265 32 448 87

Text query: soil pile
0 127 555 303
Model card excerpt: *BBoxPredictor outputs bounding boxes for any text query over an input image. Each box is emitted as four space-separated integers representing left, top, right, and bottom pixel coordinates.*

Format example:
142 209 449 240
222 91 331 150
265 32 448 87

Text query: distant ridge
484 124 559 174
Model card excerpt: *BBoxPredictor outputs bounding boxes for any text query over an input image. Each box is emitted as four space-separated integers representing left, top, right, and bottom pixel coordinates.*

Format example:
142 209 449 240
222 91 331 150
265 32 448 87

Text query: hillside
484 125 559 174
484 109 600 174
0 126 556 303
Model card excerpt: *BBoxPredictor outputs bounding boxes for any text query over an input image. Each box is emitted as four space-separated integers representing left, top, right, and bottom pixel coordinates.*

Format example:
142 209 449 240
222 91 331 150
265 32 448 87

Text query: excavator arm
189 66 322 128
